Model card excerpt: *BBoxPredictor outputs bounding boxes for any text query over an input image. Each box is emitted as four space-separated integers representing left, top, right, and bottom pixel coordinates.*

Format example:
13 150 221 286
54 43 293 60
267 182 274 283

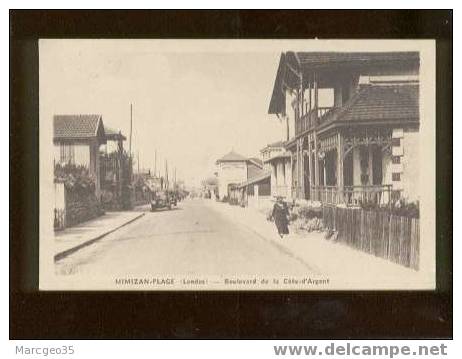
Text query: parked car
151 190 175 211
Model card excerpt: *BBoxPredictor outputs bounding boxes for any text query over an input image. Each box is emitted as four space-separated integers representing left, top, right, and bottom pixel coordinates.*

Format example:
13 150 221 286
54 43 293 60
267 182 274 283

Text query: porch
288 126 397 206
310 185 395 206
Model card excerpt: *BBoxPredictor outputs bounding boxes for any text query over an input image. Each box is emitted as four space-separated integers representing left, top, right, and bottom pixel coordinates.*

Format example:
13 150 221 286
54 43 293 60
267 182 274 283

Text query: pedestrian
271 196 290 238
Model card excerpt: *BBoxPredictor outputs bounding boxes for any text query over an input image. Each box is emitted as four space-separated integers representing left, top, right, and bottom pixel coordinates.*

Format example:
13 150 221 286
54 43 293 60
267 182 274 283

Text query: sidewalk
54 210 145 261
208 200 431 290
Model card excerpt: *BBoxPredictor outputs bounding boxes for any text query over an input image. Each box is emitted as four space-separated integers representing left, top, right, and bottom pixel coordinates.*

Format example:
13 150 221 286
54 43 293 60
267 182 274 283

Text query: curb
54 213 145 262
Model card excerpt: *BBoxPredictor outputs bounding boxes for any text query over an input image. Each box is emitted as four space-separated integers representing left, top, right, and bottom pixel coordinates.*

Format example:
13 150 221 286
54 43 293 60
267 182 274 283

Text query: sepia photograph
39 39 436 290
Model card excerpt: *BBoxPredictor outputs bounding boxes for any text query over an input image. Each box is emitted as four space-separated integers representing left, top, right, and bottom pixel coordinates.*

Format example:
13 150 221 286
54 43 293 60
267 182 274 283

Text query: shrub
359 199 420 218
291 217 323 233
54 163 95 193
292 204 323 220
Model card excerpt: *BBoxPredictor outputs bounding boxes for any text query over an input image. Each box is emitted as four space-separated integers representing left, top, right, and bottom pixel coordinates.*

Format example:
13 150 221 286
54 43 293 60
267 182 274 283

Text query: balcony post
337 132 344 203
313 71 319 189
308 137 313 201
300 138 305 199
300 71 304 118
289 152 294 200
296 140 300 199
314 71 319 122
308 73 312 114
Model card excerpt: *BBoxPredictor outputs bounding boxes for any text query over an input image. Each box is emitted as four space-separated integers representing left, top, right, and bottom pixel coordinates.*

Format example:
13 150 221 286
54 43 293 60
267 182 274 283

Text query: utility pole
165 159 169 190
129 103 133 157
137 150 140 174
174 167 177 190
154 150 157 178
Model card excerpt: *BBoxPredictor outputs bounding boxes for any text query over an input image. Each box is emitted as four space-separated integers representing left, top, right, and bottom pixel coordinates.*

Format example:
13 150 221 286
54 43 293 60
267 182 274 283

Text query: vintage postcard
39 39 436 290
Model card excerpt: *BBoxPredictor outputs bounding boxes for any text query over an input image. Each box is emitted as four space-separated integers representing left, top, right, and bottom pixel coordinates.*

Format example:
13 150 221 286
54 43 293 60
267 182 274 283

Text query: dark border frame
10 10 452 339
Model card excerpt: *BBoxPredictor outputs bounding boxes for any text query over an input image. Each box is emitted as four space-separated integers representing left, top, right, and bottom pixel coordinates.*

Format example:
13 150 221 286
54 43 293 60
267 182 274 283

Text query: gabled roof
216 151 264 168
319 83 419 130
268 52 287 116
291 51 419 69
216 150 248 163
268 51 420 115
53 114 106 143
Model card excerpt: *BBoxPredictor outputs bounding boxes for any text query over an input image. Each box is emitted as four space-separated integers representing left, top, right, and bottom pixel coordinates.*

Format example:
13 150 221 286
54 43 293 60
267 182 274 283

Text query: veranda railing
311 185 394 206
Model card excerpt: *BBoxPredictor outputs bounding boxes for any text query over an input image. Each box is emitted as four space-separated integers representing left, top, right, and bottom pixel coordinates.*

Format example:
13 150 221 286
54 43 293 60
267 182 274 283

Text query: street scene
56 200 316 277
40 40 434 290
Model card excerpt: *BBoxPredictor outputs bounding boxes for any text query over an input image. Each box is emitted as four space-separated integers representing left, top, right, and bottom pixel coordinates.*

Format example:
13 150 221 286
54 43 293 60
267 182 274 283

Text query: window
392 173 401 181
60 144 75 164
392 138 401 147
392 156 401 164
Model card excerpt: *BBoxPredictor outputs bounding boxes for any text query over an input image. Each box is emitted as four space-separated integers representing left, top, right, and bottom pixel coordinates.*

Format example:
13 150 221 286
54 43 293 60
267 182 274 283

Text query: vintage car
151 190 175 211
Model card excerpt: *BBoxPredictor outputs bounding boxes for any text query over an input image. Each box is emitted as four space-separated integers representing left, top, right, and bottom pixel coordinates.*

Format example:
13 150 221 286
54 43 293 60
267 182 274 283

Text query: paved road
56 199 314 277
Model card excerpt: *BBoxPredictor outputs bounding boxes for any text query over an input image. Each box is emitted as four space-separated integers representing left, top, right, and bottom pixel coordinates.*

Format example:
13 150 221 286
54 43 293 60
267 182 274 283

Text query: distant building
215 150 264 200
260 141 292 199
260 141 285 170
234 167 271 209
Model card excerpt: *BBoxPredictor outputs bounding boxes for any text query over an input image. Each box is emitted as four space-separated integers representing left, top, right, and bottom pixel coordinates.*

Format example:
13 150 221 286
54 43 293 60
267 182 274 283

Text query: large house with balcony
267 51 420 206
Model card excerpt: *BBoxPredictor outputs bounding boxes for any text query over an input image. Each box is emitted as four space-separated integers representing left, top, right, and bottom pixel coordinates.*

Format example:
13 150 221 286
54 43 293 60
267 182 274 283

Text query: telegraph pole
174 167 177 189
154 150 157 178
129 103 133 157
137 150 140 174
165 159 169 190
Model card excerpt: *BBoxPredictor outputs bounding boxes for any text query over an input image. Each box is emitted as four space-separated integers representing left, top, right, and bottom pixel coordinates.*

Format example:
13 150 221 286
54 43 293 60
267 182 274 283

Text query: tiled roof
294 51 419 68
216 150 248 163
332 84 419 125
54 114 104 140
238 169 271 188
269 51 419 115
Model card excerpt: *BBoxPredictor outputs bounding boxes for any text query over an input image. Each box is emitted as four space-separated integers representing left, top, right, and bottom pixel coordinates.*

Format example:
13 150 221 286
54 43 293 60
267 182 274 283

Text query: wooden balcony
296 106 337 134
311 185 395 206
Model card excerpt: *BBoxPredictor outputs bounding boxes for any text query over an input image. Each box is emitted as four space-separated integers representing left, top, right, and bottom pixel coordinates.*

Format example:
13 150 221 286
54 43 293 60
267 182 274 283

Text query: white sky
40 40 286 186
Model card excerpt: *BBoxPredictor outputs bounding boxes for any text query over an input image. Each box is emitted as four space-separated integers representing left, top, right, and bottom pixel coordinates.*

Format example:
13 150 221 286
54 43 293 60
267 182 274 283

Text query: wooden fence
322 206 420 270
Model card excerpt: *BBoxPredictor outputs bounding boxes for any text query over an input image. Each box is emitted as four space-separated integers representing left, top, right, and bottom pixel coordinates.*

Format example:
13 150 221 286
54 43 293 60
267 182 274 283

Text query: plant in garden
54 163 95 193
359 198 420 218
289 203 324 233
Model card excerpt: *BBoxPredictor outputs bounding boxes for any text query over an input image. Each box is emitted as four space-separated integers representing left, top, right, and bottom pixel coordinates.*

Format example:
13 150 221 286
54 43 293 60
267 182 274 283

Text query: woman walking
271 196 290 238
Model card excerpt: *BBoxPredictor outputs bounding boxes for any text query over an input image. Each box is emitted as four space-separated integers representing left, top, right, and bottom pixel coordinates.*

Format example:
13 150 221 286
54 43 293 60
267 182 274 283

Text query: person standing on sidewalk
271 196 290 238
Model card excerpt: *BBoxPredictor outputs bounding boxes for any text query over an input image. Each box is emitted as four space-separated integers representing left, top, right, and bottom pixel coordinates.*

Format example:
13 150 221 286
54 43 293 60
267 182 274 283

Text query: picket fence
322 206 420 270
